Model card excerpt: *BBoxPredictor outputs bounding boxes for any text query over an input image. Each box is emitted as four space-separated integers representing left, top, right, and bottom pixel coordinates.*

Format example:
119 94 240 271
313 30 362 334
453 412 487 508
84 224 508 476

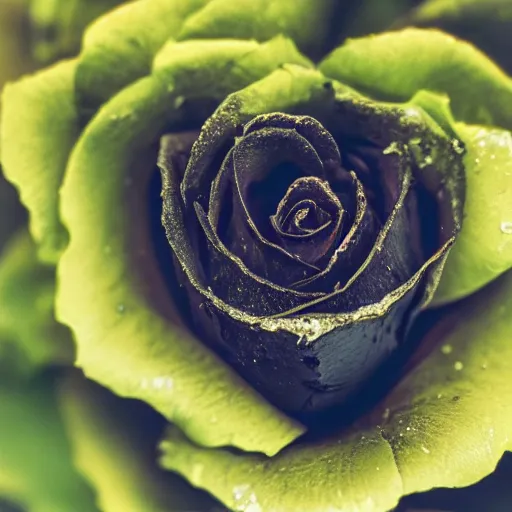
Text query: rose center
283 200 331 235
270 176 344 264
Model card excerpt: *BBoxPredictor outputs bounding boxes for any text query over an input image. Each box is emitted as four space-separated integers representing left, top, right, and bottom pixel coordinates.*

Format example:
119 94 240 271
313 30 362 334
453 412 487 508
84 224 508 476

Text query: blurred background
0 1 511 511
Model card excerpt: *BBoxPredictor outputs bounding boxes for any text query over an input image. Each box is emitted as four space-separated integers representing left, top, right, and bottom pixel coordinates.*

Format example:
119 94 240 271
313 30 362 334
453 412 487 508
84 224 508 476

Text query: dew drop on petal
500 221 512 234
441 344 453 355
232 484 261 512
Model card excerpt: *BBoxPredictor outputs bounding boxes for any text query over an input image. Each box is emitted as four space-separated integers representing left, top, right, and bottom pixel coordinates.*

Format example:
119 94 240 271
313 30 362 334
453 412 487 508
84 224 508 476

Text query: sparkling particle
441 344 453 355
174 95 186 109
116 303 126 314
232 484 261 512
454 361 464 371
421 446 431 454
500 221 512 235
452 139 465 155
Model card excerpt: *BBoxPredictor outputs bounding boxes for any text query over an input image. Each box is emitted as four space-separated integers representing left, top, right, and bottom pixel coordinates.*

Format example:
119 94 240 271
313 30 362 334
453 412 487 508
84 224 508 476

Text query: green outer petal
177 0 336 58
433 124 512 305
402 0 512 74
153 36 313 91
161 270 512 512
0 0 33 90
58 372 217 512
29 0 124 63
161 426 403 512
0 231 73 376
1 59 78 263
319 28 512 129
76 0 210 112
0 375 98 512
57 47 316 455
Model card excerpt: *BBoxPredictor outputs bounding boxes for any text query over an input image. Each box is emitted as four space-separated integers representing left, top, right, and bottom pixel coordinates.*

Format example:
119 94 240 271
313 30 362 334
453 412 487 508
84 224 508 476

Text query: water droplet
117 303 126 314
452 139 465 155
454 361 464 371
421 446 430 454
500 221 512 234
383 141 401 155
437 393 443 399
441 344 453 355
233 484 250 502
419 155 433 168
232 485 261 512
174 95 185 109
406 427 411 431
191 463 204 482
481 362 488 370
376 466 380 471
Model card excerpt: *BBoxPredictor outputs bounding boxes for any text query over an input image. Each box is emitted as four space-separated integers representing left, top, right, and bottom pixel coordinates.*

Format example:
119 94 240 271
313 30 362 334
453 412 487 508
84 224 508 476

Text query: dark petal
231 126 326 230
289 159 424 312
270 177 344 264
194 201 321 316
243 113 342 178
292 172 379 292
178 239 453 415
218 128 330 286
159 134 212 292
179 97 244 208
326 93 465 253
158 132 201 182
277 199 331 235
160 131 321 317
344 144 402 221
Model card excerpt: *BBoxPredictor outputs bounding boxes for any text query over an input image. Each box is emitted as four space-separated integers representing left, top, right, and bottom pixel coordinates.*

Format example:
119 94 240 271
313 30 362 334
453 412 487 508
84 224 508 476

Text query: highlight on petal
319 28 512 129
58 372 218 512
0 374 98 512
0 231 73 375
160 269 512 512
57 42 317 455
1 60 78 263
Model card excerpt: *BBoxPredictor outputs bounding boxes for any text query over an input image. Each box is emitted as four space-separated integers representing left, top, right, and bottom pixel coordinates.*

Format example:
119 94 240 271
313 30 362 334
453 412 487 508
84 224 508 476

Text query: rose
1 1 512 511
159 87 464 415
